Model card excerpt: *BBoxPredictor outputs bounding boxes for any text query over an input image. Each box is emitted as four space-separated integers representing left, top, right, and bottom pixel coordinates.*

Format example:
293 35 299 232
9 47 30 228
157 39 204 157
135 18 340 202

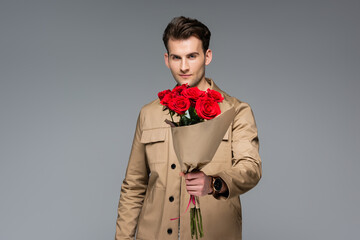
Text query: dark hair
162 16 211 53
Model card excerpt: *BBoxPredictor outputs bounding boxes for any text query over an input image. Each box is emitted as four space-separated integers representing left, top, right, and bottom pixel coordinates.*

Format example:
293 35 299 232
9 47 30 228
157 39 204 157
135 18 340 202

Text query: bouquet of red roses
158 84 235 239
158 84 224 126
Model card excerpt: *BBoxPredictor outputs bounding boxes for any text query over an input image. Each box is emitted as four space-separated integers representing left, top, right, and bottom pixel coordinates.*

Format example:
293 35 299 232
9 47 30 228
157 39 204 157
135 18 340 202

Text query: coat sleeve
216 101 262 199
115 111 150 239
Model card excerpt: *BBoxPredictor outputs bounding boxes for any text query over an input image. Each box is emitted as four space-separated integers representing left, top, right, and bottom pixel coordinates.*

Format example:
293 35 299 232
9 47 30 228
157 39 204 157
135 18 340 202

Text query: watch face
214 178 222 192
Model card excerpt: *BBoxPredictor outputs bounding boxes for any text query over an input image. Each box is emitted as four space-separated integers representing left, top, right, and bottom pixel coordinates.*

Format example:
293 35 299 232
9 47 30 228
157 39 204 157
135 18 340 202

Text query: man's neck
196 78 211 91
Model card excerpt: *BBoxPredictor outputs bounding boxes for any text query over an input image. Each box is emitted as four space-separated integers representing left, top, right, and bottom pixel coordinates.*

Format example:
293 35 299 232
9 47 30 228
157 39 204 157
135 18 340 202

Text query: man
115 16 261 240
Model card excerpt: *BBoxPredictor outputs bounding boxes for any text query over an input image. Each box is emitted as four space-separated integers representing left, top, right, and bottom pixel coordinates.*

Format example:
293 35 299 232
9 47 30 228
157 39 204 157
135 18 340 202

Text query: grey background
0 0 359 239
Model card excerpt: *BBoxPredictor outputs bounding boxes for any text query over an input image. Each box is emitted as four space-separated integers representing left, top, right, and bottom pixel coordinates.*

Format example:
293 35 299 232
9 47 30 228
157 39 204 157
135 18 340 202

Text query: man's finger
185 179 201 186
186 185 201 191
185 171 203 180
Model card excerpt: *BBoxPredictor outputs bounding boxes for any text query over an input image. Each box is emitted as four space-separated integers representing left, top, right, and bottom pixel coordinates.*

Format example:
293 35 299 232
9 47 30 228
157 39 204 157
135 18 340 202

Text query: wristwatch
211 177 223 195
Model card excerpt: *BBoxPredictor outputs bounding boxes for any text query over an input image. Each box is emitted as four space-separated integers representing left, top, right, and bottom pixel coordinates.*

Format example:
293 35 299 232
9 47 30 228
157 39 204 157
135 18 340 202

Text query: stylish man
115 16 262 240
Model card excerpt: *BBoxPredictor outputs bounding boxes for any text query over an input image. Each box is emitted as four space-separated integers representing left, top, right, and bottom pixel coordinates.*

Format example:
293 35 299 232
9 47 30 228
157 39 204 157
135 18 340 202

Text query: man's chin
174 77 201 88
175 79 192 86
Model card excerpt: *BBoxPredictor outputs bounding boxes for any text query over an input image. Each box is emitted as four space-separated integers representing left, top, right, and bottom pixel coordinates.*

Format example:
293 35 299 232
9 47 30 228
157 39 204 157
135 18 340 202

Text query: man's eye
189 55 196 59
172 56 180 60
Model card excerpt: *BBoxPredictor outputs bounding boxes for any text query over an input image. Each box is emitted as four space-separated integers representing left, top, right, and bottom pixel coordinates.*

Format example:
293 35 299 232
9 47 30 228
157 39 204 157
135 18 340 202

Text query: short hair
162 16 211 53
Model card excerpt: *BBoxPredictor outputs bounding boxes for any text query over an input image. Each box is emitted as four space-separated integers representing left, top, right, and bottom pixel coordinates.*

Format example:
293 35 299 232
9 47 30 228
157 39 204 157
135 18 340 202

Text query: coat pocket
140 128 167 164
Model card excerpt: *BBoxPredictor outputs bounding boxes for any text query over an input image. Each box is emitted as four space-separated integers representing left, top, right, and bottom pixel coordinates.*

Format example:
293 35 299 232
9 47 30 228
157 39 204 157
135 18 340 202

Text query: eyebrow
187 52 200 57
169 52 200 58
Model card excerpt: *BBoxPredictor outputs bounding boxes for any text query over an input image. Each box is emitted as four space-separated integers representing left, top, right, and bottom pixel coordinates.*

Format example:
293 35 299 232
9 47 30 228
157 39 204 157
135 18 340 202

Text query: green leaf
179 115 192 126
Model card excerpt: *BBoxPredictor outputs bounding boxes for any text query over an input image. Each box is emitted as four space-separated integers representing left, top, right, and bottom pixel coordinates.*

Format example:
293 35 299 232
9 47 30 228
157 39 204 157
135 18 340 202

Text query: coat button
171 164 176 169
169 196 174 202
167 228 172 234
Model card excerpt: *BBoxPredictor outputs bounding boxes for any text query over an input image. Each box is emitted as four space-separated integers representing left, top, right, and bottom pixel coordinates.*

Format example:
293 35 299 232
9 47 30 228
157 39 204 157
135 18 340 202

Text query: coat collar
205 77 221 92
205 78 234 112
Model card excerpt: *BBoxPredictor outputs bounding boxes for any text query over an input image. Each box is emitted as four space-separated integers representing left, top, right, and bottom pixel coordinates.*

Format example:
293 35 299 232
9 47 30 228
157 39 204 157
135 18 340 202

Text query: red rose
158 89 171 101
182 87 205 106
195 96 221 120
206 89 224 103
160 92 174 107
172 84 188 96
168 95 191 115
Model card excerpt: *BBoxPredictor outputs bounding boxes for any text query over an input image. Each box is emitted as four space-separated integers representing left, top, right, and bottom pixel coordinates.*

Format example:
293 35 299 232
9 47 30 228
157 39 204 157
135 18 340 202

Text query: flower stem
199 208 204 236
170 111 175 123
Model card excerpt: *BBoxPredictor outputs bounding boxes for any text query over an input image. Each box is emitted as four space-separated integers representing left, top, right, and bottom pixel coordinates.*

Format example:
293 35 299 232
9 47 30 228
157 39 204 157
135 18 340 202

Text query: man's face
164 36 212 90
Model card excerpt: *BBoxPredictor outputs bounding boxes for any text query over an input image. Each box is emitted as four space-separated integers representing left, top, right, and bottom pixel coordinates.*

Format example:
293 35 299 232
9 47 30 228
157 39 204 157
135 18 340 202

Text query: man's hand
180 171 213 197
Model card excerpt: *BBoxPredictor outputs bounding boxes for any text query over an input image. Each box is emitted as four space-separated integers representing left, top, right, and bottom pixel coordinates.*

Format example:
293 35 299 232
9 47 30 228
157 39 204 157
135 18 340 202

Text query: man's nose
180 59 189 72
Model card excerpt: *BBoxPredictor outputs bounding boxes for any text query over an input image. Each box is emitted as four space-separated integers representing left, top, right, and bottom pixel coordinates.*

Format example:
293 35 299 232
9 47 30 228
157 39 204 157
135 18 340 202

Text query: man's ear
205 49 212 66
164 53 170 69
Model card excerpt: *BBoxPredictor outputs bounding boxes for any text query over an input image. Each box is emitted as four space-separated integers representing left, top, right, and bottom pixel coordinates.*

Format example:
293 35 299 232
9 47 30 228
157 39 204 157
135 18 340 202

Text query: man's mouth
179 74 192 78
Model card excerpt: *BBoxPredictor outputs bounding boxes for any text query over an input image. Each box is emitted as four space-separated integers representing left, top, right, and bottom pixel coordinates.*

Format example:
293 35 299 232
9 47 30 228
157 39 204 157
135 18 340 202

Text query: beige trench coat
115 79 262 240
